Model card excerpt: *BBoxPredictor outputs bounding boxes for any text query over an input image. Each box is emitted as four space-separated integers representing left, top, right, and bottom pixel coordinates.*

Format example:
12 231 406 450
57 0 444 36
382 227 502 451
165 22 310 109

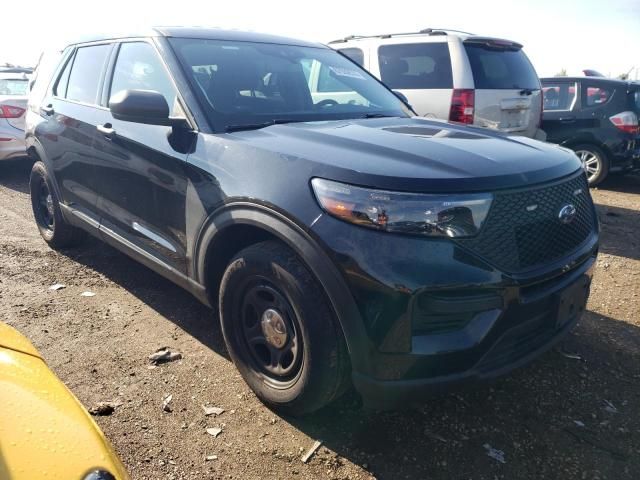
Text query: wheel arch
193 203 369 370
25 136 67 211
562 137 611 160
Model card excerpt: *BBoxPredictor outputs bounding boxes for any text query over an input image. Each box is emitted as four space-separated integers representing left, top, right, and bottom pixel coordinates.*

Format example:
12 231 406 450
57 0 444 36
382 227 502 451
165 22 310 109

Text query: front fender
193 203 373 373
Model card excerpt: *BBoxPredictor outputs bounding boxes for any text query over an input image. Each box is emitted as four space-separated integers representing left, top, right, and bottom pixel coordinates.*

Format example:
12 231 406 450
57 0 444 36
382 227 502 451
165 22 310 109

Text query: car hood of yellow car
0 322 129 480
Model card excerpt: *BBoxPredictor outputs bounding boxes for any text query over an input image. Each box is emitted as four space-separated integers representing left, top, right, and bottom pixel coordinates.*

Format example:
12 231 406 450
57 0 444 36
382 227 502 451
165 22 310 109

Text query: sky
1 0 638 78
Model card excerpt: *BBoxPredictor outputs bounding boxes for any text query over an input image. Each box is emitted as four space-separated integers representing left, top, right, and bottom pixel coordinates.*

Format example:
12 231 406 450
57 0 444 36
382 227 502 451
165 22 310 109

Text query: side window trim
100 43 121 107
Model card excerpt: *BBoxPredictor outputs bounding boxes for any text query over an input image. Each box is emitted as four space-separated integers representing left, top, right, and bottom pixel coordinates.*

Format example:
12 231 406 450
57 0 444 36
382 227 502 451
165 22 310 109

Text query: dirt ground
1 157 639 480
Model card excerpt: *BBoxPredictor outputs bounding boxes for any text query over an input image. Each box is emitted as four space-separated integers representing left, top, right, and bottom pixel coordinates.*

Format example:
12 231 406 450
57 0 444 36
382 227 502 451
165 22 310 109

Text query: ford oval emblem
558 204 577 224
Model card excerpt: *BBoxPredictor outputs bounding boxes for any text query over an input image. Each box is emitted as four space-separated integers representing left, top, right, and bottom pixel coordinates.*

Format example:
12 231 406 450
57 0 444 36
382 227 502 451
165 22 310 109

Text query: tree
555 68 567 77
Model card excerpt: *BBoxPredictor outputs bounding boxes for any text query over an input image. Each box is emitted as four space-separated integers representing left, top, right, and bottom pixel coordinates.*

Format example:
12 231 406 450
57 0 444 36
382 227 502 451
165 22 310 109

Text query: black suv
26 28 598 414
542 77 640 185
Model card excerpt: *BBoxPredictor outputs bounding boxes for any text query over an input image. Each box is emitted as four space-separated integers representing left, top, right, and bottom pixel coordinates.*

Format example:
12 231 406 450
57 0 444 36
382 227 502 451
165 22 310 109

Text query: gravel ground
1 157 639 480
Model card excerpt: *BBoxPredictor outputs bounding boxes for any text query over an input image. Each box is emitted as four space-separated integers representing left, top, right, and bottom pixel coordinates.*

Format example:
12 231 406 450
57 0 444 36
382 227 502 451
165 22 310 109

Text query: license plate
556 276 590 329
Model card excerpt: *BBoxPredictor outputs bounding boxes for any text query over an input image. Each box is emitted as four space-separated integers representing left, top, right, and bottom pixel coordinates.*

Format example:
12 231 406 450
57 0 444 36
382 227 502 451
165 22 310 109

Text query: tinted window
464 43 539 90
110 42 178 114
169 38 409 131
583 86 612 107
0 78 28 95
339 48 364 67
66 44 111 104
54 53 73 98
378 43 453 89
542 82 577 111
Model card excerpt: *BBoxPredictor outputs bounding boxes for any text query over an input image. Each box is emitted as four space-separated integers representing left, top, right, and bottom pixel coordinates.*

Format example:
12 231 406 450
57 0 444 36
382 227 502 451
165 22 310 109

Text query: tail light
609 111 639 135
449 89 474 124
0 105 26 118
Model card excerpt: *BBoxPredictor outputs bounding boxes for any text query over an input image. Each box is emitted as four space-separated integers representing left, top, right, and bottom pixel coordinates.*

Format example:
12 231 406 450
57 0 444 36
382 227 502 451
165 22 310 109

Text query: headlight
311 178 492 238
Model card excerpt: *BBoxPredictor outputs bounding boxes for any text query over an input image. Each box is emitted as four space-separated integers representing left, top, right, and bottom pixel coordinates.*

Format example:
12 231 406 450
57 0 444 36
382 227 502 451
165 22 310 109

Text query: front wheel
219 241 350 416
573 144 609 186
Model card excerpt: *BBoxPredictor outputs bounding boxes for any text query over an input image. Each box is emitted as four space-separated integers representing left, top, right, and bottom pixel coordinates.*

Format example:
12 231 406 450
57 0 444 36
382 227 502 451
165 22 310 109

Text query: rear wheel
219 241 350 415
29 161 86 248
573 144 609 186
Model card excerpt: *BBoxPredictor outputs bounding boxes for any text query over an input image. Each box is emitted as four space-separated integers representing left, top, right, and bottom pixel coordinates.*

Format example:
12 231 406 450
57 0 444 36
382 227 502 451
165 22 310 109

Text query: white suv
329 29 545 139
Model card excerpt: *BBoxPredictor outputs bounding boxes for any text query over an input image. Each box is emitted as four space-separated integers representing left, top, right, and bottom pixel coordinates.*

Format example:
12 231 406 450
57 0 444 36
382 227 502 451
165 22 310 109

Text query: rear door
39 43 113 223
91 40 191 273
374 41 453 119
463 39 541 137
541 79 579 143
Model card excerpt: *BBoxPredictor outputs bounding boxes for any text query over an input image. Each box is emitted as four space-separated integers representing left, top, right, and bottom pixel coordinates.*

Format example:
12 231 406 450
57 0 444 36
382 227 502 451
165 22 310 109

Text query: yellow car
0 322 129 480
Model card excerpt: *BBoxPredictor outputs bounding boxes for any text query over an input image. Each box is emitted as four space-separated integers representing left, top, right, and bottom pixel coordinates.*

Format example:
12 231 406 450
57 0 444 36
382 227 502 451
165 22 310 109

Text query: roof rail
328 28 475 44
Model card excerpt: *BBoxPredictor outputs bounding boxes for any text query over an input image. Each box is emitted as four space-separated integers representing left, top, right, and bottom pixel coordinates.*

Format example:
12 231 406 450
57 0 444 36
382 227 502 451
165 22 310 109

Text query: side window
66 44 111 104
378 43 453 89
583 85 612 107
109 42 179 115
54 53 73 98
542 82 577 111
338 48 364 67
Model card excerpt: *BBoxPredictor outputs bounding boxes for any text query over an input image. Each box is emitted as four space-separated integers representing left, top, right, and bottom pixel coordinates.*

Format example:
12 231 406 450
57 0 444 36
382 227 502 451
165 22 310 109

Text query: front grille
457 173 596 273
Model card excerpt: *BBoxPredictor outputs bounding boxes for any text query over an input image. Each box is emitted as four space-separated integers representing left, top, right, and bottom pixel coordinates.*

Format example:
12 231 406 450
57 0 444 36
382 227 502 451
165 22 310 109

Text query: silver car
330 28 545 139
0 72 29 161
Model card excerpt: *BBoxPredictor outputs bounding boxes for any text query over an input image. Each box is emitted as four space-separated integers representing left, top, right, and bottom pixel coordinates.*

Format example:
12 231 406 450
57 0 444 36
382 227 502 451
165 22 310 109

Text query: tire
29 161 87 248
573 144 609 186
219 240 350 416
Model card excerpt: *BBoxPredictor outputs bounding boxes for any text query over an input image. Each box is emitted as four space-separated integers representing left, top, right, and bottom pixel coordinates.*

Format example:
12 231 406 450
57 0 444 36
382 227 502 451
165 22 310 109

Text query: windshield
169 38 411 131
0 78 28 96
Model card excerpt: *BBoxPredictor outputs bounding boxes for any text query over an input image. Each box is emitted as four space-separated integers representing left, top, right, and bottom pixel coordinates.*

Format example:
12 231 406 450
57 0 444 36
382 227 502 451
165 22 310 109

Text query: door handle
559 116 575 123
97 123 116 138
41 104 54 116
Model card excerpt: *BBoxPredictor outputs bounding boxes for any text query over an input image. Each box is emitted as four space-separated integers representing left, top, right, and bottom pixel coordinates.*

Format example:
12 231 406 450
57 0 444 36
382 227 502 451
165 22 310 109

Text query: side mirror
392 90 408 104
109 89 188 128
393 89 413 107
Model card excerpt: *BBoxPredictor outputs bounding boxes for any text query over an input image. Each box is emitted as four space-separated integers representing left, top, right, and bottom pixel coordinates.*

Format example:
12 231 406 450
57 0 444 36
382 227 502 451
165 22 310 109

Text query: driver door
92 40 191 273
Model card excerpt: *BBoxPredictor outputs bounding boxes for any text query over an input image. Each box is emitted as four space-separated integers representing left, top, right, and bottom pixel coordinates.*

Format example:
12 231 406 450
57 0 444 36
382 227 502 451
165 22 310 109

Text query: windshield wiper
361 113 399 119
225 119 298 133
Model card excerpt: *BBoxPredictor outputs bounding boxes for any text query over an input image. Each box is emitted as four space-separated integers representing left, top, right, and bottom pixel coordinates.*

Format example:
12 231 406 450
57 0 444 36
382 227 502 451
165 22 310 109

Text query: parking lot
1 157 638 480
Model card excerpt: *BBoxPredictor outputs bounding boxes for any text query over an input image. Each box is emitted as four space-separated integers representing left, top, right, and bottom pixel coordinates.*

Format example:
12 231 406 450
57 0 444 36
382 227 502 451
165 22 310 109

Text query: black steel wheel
33 174 55 232
219 240 350 415
237 280 303 387
29 161 86 248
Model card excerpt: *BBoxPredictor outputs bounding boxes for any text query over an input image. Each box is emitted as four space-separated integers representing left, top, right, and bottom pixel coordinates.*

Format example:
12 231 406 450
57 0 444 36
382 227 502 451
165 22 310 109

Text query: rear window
542 82 577 111
378 43 453 89
338 48 364 67
464 43 539 90
0 78 28 96
66 44 111 104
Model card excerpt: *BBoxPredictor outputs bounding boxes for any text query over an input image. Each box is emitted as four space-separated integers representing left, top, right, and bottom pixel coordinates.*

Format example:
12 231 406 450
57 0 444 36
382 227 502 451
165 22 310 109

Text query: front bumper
312 205 598 408
352 255 594 409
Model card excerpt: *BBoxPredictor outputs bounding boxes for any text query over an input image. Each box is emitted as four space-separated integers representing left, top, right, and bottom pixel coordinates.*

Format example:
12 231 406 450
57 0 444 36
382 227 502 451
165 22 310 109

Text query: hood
0 322 41 358
228 117 582 192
